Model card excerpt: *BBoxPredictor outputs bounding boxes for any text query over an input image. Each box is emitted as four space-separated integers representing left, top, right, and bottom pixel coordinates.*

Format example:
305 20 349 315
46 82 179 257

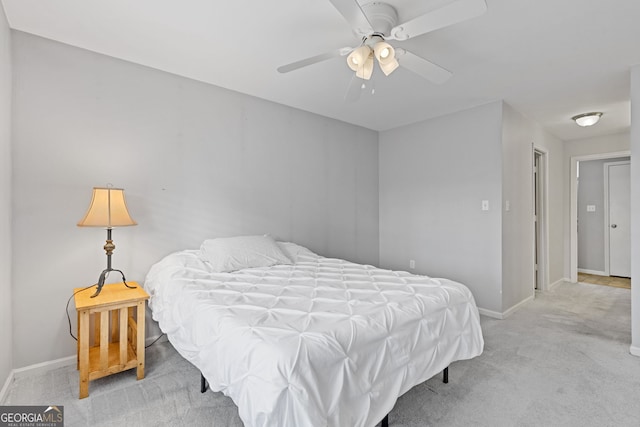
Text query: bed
144 236 484 427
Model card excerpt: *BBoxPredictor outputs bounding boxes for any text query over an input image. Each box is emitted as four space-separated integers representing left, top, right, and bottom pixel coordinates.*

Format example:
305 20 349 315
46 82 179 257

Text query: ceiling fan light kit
278 0 487 93
347 45 375 79
373 39 399 76
572 112 603 127
347 35 399 79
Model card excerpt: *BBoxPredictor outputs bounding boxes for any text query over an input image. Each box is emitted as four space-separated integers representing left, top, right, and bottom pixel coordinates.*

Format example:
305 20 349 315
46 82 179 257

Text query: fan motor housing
359 2 399 37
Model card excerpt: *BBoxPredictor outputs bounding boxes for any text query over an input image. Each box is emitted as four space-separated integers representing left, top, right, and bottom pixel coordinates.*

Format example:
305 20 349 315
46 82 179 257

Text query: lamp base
91 268 136 298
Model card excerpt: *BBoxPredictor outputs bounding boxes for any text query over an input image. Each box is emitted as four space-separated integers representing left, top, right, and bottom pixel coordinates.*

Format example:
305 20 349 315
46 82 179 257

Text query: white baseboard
630 345 640 357
0 355 78 403
478 294 535 320
13 355 76 379
578 269 607 276
549 278 569 289
0 333 167 403
477 307 504 319
0 369 14 405
503 295 534 318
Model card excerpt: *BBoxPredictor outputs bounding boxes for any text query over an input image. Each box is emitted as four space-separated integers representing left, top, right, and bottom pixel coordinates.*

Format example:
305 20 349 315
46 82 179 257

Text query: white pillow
200 235 292 273
276 241 317 263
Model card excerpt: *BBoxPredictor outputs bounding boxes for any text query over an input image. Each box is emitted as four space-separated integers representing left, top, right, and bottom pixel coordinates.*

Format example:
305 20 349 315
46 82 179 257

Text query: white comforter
144 244 484 427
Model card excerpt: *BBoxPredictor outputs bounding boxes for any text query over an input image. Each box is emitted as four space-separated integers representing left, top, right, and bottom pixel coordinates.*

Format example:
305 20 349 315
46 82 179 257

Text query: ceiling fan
278 0 487 86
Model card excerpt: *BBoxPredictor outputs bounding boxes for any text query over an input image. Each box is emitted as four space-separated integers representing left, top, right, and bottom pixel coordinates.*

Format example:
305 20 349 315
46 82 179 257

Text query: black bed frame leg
201 373 209 393
377 367 448 427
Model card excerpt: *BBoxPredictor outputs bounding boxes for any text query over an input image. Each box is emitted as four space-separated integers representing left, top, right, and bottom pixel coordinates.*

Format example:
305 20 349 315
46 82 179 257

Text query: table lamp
77 186 137 297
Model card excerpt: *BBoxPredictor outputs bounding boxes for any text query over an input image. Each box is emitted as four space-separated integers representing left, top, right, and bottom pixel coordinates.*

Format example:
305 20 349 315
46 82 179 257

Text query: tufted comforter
144 244 483 427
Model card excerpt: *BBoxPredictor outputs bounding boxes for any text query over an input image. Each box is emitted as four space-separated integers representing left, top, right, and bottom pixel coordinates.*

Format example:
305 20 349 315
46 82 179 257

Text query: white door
607 162 630 277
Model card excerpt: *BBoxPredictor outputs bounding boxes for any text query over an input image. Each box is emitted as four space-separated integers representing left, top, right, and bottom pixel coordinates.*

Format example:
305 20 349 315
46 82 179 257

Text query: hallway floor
578 272 631 289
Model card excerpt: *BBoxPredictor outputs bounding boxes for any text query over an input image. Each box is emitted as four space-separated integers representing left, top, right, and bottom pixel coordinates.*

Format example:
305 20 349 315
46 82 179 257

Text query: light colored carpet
3 281 639 426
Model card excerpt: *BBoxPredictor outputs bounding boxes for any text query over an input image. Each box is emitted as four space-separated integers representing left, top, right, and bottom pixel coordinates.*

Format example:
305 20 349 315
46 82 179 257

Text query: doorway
533 148 548 291
570 151 631 282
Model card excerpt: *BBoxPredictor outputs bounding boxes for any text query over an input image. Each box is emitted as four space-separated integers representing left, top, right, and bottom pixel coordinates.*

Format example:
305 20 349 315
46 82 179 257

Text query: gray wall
500 104 564 310
5 24 624 369
0 6 12 391
631 65 640 355
379 102 504 313
536 125 565 287
379 101 565 316
10 32 379 368
501 104 537 310
577 159 605 272
577 157 630 273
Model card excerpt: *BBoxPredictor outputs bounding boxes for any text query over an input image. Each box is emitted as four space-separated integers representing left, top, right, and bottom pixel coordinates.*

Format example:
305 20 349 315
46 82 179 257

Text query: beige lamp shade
77 187 137 228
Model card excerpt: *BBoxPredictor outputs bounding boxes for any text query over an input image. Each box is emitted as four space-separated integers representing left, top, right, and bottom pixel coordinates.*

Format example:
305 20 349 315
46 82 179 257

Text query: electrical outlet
409 260 415 269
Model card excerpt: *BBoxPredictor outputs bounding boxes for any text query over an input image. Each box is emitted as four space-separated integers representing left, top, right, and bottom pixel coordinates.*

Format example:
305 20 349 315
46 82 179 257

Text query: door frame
570 150 630 282
533 147 549 291
604 160 631 276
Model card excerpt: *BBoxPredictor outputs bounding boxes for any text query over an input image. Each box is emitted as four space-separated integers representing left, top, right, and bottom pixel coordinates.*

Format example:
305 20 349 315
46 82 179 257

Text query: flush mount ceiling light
571 112 603 127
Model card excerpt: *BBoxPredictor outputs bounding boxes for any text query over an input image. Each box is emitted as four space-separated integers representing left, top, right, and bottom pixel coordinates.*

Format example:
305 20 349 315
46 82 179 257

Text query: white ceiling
2 0 639 141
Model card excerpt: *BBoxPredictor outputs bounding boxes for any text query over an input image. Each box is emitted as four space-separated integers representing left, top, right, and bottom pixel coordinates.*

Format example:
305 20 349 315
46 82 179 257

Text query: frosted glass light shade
572 112 602 127
378 57 399 76
347 46 374 80
357 56 374 80
78 187 137 228
347 46 371 71
374 41 399 76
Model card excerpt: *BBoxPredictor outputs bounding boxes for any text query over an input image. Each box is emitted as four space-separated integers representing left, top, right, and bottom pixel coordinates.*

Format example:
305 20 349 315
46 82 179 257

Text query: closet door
607 161 630 277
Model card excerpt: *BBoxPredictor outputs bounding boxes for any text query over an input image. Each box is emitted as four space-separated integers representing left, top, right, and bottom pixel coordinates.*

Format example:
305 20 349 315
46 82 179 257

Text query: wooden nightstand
74 282 149 399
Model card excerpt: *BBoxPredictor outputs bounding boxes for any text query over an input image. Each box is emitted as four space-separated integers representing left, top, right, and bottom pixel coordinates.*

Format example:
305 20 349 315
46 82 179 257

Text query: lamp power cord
65 285 165 349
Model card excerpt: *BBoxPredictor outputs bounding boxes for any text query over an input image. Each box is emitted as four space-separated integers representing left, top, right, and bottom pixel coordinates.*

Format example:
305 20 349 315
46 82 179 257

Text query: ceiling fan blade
344 74 364 103
277 47 353 73
344 72 378 103
390 0 487 41
328 0 374 35
396 49 452 84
